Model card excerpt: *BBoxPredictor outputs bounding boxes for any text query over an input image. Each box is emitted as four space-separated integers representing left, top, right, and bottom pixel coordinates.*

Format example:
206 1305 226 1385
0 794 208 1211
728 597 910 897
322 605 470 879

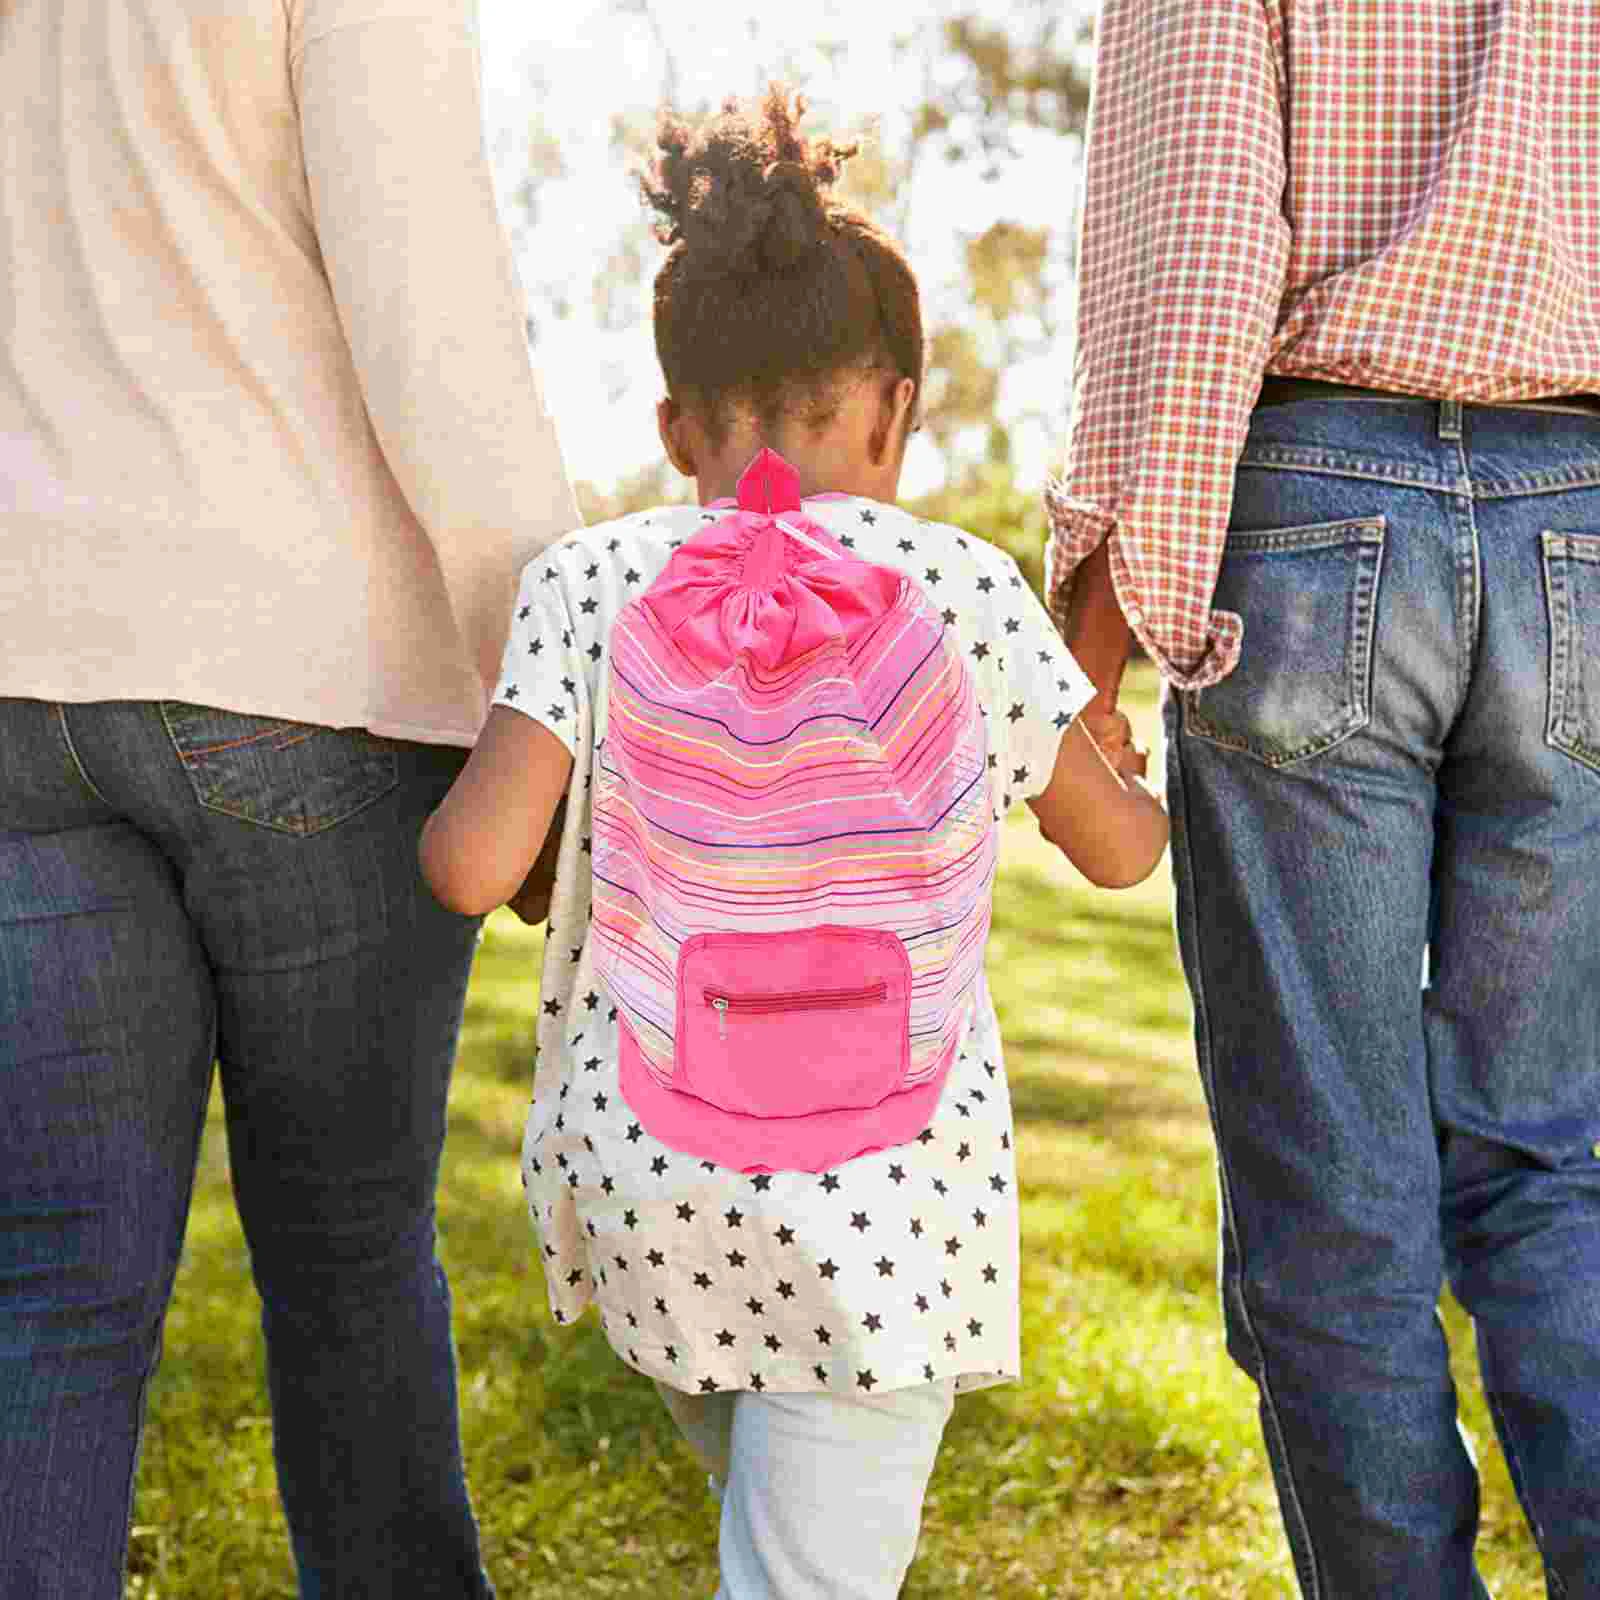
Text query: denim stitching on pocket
159 702 399 835
1542 531 1600 774
1182 516 1385 768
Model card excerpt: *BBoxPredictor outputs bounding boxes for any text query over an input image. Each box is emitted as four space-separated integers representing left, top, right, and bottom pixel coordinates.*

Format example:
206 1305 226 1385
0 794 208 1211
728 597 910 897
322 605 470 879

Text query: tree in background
510 3 1096 595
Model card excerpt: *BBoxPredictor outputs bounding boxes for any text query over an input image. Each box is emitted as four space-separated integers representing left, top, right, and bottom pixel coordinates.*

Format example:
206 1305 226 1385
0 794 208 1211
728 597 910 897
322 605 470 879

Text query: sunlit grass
126 667 1544 1598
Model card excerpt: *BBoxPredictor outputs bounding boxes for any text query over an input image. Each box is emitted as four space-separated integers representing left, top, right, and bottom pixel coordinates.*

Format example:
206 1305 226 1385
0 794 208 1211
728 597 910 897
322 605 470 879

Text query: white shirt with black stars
492 493 1094 1400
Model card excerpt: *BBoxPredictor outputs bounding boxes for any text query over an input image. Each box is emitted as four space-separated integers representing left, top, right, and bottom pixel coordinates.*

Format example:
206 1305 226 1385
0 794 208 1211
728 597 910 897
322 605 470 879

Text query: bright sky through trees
474 0 1084 499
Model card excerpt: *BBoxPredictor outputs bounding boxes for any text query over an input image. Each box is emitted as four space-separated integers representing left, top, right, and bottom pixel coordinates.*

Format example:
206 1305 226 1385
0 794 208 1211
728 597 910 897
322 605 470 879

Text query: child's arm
1027 719 1169 889
419 708 575 916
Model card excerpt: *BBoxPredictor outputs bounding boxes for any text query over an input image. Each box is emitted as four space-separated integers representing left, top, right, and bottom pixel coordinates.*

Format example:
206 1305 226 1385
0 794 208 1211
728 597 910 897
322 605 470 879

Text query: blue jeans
0 700 493 1599
1167 396 1600 1598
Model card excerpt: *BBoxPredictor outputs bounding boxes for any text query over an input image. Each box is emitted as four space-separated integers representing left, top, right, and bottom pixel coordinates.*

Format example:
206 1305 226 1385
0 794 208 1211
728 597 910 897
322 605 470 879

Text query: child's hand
1081 705 1148 782
505 796 567 925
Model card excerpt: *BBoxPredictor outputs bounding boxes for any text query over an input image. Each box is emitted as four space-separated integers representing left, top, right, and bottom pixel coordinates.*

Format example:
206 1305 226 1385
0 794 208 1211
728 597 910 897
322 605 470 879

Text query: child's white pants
656 1378 957 1599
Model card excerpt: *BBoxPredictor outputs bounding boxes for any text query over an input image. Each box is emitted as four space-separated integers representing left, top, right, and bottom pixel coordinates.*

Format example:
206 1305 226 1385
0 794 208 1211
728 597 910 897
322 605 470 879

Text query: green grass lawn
125 669 1545 1598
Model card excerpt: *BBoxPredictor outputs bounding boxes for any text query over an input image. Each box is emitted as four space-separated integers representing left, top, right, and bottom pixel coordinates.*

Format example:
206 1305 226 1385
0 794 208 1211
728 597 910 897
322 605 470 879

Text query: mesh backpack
591 448 997 1172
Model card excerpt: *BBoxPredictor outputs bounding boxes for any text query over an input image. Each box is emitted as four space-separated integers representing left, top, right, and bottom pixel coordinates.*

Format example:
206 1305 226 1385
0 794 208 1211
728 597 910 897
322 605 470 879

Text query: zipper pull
712 997 728 1040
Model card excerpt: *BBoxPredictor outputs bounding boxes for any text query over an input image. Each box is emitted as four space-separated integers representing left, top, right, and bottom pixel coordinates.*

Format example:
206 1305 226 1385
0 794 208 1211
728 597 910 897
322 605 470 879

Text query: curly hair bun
644 88 853 281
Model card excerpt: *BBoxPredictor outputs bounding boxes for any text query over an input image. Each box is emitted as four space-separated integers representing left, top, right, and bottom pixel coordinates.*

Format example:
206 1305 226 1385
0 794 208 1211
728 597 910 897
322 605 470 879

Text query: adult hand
505 795 567 925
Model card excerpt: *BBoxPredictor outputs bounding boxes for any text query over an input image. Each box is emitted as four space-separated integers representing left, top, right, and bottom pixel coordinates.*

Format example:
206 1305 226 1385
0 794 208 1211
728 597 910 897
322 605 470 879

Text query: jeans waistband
1257 375 1600 417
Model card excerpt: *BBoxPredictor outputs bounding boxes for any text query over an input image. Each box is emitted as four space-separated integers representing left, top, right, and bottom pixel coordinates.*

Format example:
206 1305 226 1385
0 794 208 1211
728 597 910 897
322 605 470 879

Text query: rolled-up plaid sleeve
1046 0 1289 690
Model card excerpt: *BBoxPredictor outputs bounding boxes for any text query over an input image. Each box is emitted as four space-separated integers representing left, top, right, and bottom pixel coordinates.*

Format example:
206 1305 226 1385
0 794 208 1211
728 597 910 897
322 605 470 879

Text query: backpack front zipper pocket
706 983 889 1039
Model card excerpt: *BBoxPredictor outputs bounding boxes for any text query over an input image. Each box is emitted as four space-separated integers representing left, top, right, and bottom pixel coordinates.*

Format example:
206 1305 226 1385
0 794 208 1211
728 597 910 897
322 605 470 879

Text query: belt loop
1439 398 1463 441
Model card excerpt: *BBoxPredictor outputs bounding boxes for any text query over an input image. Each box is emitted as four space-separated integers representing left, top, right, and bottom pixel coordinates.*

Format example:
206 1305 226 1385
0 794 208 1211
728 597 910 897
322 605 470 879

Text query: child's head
643 86 923 502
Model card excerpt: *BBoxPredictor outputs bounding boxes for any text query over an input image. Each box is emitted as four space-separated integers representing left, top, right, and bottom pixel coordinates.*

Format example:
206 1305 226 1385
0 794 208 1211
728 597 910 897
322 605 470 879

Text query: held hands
1079 697 1148 784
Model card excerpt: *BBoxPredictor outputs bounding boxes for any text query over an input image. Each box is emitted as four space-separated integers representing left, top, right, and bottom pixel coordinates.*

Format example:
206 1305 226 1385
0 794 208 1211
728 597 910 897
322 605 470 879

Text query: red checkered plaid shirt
1047 0 1600 688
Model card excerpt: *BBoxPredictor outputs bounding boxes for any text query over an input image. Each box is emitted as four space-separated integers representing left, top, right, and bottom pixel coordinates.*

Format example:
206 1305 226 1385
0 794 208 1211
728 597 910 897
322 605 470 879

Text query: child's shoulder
515 503 708 584
802 496 1027 595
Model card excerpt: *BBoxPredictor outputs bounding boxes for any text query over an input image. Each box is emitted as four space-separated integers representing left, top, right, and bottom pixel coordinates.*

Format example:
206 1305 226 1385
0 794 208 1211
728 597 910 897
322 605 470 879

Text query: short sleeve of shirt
981 555 1096 814
491 544 591 755
289 0 465 60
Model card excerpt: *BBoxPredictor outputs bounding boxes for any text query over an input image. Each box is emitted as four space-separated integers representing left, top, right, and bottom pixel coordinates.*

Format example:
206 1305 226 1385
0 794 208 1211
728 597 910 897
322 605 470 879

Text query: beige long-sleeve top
1 0 577 746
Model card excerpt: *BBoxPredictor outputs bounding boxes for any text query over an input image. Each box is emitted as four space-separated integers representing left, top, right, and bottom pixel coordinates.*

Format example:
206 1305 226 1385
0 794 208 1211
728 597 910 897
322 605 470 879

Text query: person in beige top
0 2 575 1594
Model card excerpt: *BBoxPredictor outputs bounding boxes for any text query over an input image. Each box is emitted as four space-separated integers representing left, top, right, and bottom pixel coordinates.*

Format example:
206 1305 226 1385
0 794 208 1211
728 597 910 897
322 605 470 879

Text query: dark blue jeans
0 700 493 1599
1168 397 1600 1598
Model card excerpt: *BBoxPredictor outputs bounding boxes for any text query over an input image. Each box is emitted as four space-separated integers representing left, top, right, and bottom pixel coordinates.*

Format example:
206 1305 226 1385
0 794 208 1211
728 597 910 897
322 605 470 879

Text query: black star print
909 1217 924 1238
820 1174 841 1193
1012 766 1028 785
957 1142 972 1162
1007 702 1024 723
973 1209 988 1228
814 1363 828 1382
693 1271 713 1290
764 1332 782 1353
561 630 572 647
776 1280 796 1300
528 638 542 655
584 562 598 580
941 1278 953 1297
971 642 990 661
818 1259 839 1280
646 1249 664 1267
746 1297 764 1317
941 608 957 626
945 1237 962 1257
593 1093 607 1111
676 1202 695 1222
582 1056 599 1072
541 567 559 584
775 1225 795 1245
579 597 598 615
623 1209 637 1230
503 684 520 702
815 1325 832 1346
917 1128 935 1146
651 1156 668 1176
899 538 915 553
887 1164 906 1185
924 568 942 584
567 1171 579 1189
857 1370 877 1391
716 1328 736 1348
699 1375 719 1393
601 1175 614 1195
613 1254 627 1271
624 567 640 584
654 1297 669 1315
859 508 877 524
566 1268 583 1286
542 997 560 1017
726 1249 747 1268
932 1178 949 1196
724 1207 743 1228
967 1318 984 1338
751 1174 773 1193
956 1102 972 1118
982 1263 999 1284
989 1174 1007 1193
561 676 577 697
1002 1132 1011 1150
626 1311 638 1328
976 575 994 593
850 1211 871 1232
1004 617 1020 634
944 1332 957 1352
608 537 622 550
862 1312 882 1332
1054 711 1072 729
626 1123 643 1143
547 703 565 721
518 605 531 620
924 1363 935 1381
664 1346 678 1364
839 533 855 548
914 1294 930 1313
750 1373 766 1392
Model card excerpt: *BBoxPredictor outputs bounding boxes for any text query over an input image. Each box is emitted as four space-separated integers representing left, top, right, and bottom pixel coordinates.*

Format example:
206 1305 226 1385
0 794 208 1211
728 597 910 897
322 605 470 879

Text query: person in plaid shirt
1050 4 1600 1595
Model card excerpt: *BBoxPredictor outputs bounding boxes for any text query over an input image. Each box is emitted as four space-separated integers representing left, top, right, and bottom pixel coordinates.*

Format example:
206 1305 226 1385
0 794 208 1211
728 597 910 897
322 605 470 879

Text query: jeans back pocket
160 702 398 835
1182 516 1386 767
1542 531 1600 773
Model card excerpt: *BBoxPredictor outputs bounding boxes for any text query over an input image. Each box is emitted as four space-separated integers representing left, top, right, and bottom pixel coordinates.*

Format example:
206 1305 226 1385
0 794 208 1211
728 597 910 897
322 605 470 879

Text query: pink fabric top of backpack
592 450 996 1172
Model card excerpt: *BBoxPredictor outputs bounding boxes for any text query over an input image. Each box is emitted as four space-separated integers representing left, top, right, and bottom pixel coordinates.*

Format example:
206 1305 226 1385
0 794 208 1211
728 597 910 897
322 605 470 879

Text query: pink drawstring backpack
591 449 997 1173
